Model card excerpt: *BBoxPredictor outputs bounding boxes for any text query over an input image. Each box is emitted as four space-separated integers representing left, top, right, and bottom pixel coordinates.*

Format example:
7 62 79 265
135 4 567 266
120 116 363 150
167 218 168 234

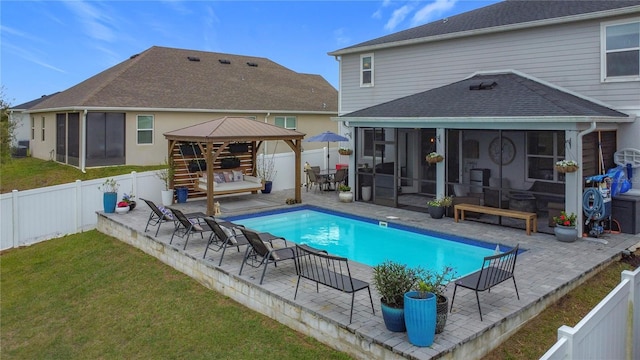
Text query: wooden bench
450 244 520 321
454 203 537 235
294 244 375 323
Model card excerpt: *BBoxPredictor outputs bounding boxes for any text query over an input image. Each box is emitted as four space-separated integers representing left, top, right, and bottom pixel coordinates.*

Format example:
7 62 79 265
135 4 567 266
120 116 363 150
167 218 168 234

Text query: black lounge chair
238 228 294 284
449 244 520 321
169 207 212 250
140 198 204 236
201 217 282 266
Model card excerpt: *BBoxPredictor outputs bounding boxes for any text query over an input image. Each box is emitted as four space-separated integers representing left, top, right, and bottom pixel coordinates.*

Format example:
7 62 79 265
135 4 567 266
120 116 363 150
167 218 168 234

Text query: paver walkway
102 189 639 359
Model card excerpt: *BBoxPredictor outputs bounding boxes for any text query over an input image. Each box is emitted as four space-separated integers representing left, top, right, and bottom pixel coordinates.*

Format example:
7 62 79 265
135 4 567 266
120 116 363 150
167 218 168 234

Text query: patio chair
307 169 328 192
201 217 282 266
329 168 347 191
238 228 296 284
169 207 212 250
140 198 204 237
449 244 520 321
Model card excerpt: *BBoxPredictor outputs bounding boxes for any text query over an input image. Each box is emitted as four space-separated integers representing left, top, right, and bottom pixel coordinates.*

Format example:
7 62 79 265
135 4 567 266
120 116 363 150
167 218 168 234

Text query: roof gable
331 1 640 54
31 46 337 113
164 116 305 142
340 72 629 119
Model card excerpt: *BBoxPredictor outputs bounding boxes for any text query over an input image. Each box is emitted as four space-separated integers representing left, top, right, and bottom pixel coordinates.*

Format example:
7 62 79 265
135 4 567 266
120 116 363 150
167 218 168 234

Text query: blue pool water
226 206 503 276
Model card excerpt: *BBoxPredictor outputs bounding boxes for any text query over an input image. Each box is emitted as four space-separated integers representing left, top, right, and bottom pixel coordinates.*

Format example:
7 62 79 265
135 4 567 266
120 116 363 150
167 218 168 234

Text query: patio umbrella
305 131 349 170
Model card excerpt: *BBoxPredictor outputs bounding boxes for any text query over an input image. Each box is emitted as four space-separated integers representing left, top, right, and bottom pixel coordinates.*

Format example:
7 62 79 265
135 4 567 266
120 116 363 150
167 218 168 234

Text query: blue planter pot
380 301 406 332
261 181 273 194
176 187 188 203
404 291 436 347
103 192 117 213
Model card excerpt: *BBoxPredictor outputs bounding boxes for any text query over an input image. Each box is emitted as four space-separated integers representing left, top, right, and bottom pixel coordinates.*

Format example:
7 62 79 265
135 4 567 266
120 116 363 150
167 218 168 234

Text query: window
274 116 296 129
31 117 35 140
526 131 565 182
137 115 153 144
360 53 373 87
602 20 640 81
41 117 45 141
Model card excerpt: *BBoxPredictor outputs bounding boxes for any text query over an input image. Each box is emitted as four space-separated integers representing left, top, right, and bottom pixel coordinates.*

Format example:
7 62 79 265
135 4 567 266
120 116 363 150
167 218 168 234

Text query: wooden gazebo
164 116 305 215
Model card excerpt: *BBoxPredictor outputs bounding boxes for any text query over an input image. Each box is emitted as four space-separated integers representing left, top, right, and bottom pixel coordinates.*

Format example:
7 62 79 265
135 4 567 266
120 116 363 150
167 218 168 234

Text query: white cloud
2 42 66 73
62 0 117 42
384 4 413 31
333 28 350 47
412 0 457 26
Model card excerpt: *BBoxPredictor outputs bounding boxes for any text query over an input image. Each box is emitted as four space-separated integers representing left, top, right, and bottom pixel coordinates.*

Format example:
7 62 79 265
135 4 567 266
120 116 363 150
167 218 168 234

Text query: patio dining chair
238 228 296 284
329 168 347 191
307 169 328 192
169 207 212 250
140 198 204 237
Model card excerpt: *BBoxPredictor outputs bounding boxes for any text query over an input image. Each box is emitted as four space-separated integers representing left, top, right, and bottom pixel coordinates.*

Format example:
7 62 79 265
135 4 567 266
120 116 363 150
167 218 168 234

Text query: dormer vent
218 59 231 64
246 62 258 67
187 56 200 62
469 81 497 90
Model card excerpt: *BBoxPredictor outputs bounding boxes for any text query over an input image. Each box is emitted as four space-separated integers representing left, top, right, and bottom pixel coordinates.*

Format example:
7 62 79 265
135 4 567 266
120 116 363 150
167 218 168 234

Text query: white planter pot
339 191 353 203
361 186 372 201
161 189 174 206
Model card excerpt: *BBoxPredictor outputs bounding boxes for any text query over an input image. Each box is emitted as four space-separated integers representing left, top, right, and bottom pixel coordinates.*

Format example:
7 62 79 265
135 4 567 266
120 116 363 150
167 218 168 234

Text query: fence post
11 189 19 248
75 180 82 232
557 325 575 358
622 269 639 360
131 171 138 198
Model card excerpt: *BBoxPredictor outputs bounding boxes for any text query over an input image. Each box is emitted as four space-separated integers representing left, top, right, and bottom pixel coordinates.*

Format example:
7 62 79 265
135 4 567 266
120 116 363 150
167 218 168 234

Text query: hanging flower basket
338 148 353 155
426 152 444 164
555 160 578 173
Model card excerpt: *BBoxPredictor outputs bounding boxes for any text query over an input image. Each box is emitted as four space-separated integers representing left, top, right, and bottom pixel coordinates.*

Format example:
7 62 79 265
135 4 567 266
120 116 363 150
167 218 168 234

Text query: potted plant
427 196 453 219
98 178 120 213
426 152 444 164
555 160 578 173
338 147 352 155
372 261 421 332
404 280 437 347
256 154 276 193
121 192 136 210
115 200 130 214
338 184 353 202
155 158 175 206
553 211 578 242
420 266 456 334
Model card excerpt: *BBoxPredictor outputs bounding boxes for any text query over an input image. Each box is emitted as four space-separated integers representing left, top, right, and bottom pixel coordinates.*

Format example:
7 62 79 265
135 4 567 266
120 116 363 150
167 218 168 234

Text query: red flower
117 201 128 207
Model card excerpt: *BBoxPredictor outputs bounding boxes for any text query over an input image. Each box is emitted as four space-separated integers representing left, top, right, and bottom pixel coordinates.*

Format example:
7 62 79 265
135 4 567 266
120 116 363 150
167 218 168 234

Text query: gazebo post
206 142 214 216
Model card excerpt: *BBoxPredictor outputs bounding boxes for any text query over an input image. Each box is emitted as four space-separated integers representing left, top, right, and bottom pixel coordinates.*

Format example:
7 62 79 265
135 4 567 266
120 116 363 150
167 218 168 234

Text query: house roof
163 116 305 143
330 1 640 55
339 72 629 121
10 93 60 111
29 46 337 113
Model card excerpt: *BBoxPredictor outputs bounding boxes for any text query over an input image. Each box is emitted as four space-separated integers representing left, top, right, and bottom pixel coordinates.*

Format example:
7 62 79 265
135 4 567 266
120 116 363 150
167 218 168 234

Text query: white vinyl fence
0 148 341 251
541 267 640 360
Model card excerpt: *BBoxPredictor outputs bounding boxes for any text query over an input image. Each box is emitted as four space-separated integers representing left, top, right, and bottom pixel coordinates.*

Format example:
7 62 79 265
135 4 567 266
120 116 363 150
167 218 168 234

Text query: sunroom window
526 131 566 182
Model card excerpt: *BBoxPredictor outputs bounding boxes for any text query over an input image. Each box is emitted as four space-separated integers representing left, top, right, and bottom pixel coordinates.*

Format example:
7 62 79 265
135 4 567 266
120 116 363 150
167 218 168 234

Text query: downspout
577 121 597 236
81 109 87 173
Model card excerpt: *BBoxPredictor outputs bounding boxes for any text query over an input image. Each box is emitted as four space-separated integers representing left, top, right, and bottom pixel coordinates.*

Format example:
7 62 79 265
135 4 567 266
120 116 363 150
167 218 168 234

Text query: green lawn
0 231 352 360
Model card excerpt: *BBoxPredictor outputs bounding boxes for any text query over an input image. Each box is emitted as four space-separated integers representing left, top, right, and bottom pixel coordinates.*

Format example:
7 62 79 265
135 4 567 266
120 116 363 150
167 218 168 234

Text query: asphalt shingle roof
340 72 629 119
331 0 640 54
30 46 337 113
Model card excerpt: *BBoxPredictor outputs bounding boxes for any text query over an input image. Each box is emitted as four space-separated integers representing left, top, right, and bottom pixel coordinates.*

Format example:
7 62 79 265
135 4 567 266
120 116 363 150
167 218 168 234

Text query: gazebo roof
164 116 305 142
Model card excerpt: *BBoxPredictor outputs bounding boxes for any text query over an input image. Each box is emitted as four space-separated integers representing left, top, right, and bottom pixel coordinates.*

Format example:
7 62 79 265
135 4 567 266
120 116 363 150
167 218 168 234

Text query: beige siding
340 14 640 114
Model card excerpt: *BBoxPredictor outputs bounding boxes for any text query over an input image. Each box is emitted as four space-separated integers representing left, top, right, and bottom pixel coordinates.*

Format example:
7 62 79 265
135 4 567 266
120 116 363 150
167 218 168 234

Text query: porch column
436 128 446 198
565 130 580 222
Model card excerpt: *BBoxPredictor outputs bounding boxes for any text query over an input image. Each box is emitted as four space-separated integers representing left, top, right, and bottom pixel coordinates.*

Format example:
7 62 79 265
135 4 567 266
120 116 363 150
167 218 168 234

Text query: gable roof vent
246 62 258 67
218 59 231 64
187 56 201 62
469 81 497 90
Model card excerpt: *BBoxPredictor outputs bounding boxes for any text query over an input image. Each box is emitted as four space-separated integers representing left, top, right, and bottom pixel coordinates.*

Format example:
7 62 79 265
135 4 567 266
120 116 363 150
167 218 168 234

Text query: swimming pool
226 206 503 276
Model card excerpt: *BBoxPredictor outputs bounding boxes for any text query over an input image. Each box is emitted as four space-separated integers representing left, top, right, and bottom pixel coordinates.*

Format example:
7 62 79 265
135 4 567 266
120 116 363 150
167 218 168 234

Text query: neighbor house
24 46 337 169
330 1 640 234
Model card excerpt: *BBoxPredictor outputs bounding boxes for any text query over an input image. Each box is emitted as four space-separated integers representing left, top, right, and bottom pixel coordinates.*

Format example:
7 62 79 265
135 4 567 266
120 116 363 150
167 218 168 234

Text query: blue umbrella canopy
305 131 349 170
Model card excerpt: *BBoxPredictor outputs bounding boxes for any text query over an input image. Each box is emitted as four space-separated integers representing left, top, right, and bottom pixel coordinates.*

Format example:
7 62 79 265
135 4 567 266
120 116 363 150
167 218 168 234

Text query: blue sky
1 0 500 106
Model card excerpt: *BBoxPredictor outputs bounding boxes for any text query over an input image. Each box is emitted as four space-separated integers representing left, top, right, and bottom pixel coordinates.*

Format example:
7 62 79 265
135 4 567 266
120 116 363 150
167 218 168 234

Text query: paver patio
97 188 639 360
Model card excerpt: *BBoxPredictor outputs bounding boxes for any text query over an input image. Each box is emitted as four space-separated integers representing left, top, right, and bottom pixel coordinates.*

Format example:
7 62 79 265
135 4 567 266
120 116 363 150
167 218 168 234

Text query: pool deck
97 189 640 360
